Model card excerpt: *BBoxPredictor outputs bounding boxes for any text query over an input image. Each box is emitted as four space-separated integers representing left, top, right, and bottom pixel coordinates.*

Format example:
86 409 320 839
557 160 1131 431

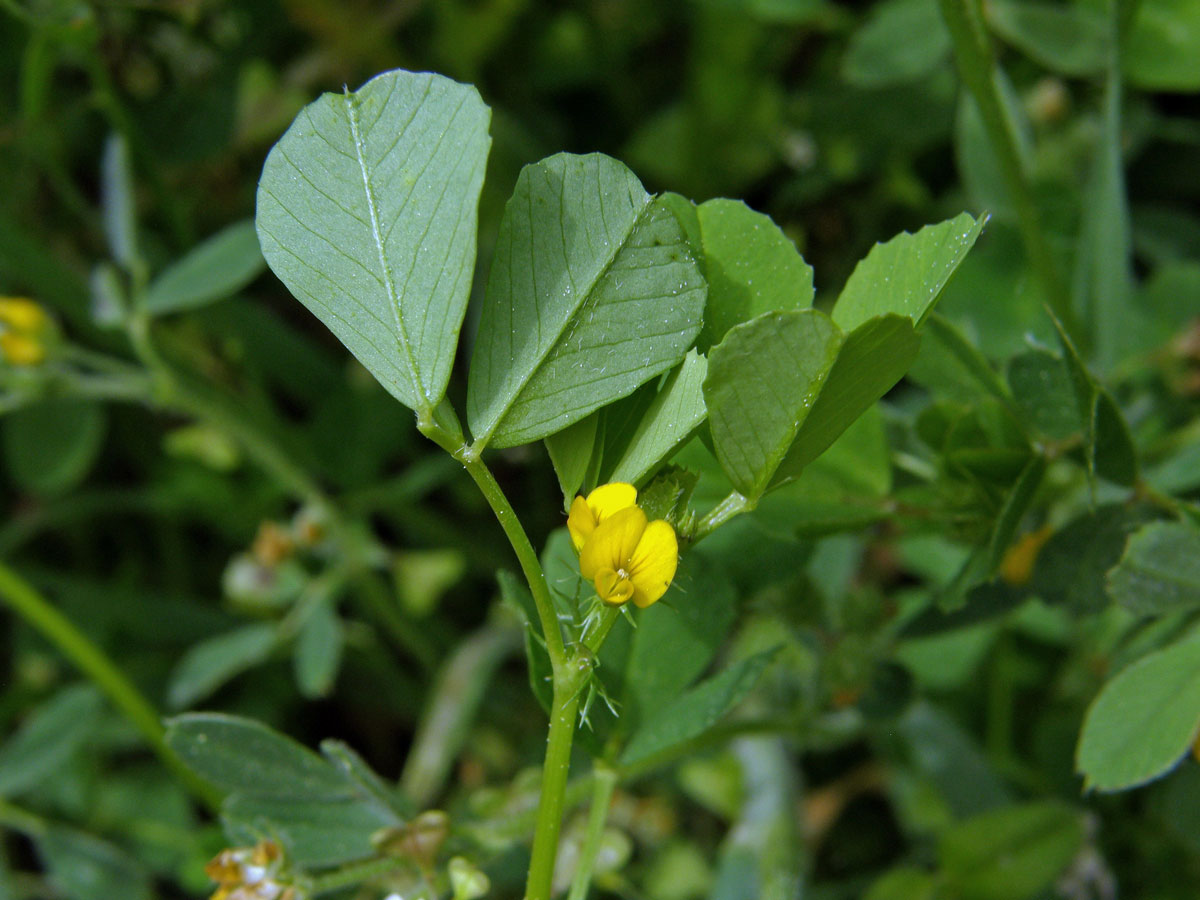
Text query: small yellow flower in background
0 332 46 366
0 297 50 333
0 296 53 367
567 482 638 551
579 504 678 608
206 840 297 900
999 524 1054 586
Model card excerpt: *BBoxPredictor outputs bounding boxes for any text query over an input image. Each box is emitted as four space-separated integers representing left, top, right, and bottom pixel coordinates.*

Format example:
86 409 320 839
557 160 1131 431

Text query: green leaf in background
1047 308 1138 486
1077 629 1200 791
36 827 152 900
2 399 106 496
143 220 265 315
1032 505 1158 612
167 623 278 710
866 867 940 900
774 314 920 487
986 454 1047 571
1006 349 1082 440
694 198 813 351
832 213 985 333
620 647 778 767
609 350 708 486
165 713 352 798
393 548 466 617
896 702 1013 816
1107 521 1200 618
1092 389 1137 486
708 738 803 900
166 714 401 866
322 739 415 819
986 0 1108 76
956 80 1033 221
498 570 554 714
705 310 842 499
294 601 344 699
940 802 1084 900
541 528 588 627
908 314 1014 406
0 684 102 797
842 0 951 87
101 133 139 273
257 69 491 414
1074 35 1135 373
1124 0 1200 91
545 415 599 505
618 554 737 732
223 793 398 868
467 153 705 448
782 405 893 537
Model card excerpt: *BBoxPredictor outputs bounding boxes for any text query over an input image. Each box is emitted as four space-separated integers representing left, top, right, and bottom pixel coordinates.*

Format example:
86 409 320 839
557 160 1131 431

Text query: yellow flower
0 297 49 333
579 505 677 608
567 482 637 552
0 332 46 366
0 297 52 367
999 525 1054 586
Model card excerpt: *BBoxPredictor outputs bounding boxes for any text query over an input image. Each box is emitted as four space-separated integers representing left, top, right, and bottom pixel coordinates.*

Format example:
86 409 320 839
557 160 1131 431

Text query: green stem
0 797 48 837
581 603 621 651
416 415 567 672
690 491 755 544
566 765 619 900
526 682 583 900
938 0 1079 340
0 563 221 810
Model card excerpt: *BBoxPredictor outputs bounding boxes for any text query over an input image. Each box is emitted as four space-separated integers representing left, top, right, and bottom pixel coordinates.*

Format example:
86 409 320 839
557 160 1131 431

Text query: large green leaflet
773 313 919 487
1077 629 1200 791
832 212 985 332
256 70 491 414
940 802 1084 900
705 310 842 499
467 153 705 449
609 350 708 485
1106 521 1200 618
166 714 404 866
695 198 813 351
706 214 982 499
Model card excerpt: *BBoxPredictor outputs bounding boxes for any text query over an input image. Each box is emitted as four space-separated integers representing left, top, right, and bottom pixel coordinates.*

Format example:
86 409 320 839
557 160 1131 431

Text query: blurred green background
2 0 1200 898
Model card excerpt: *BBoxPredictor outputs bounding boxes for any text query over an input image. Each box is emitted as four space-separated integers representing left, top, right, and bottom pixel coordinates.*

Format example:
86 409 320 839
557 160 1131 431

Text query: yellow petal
579 506 647 581
0 297 48 333
586 483 637 522
628 520 678 608
567 495 596 551
0 332 45 366
594 567 634 605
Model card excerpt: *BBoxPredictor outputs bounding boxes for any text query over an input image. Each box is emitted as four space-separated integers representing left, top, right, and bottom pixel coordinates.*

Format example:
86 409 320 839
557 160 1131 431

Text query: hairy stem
690 491 755 544
526 680 584 900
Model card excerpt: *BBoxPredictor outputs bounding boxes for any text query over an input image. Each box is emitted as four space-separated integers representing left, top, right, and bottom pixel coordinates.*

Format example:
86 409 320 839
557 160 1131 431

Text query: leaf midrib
344 89 426 411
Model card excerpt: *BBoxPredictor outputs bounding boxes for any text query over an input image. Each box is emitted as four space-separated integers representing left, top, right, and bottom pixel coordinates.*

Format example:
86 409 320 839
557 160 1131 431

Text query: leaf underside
257 69 491 414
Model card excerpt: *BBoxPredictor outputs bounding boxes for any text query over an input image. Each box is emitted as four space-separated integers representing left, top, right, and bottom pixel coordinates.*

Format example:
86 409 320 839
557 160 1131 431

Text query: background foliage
2 0 1200 898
